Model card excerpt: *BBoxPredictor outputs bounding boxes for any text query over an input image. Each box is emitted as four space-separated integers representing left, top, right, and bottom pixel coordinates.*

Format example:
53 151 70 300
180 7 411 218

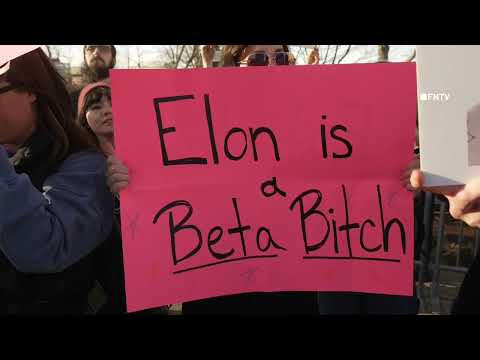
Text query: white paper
416 45 480 186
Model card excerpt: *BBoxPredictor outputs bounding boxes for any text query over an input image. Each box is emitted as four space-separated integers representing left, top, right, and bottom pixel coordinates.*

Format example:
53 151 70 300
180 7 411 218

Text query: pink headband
77 81 111 117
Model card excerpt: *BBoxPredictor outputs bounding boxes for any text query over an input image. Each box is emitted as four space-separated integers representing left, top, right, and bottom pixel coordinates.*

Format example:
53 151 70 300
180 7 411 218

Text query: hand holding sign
106 156 130 193
106 153 130 193
308 48 320 65
201 45 216 68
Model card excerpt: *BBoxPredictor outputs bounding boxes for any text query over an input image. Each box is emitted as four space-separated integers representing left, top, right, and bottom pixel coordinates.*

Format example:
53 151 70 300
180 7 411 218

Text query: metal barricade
415 193 479 314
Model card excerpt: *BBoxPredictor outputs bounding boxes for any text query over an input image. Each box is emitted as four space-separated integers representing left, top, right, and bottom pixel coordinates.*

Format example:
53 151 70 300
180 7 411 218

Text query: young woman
0 47 113 315
76 82 126 314
77 82 169 315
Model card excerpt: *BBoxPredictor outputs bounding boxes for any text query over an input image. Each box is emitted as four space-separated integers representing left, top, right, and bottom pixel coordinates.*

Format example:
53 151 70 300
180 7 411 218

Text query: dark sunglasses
0 84 16 96
237 51 290 67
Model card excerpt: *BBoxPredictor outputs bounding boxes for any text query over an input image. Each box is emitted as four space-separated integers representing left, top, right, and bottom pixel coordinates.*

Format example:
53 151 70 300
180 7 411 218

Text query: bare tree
135 46 145 68
174 45 186 68
295 47 310 64
61 46 73 66
162 46 175 68
337 45 351 63
44 45 53 58
331 45 339 64
294 47 302 62
193 46 204 68
162 45 203 68
406 48 416 62
184 46 194 67
44 45 60 59
142 46 164 68
185 45 202 68
126 47 131 68
164 45 181 68
322 45 331 64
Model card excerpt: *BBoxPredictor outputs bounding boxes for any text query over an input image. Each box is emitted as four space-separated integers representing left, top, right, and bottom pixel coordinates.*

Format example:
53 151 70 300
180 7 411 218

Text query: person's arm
0 146 113 273
307 47 320 65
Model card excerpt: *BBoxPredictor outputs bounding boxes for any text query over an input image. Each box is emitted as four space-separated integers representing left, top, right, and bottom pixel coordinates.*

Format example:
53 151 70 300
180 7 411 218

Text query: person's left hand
106 143 130 193
308 47 320 65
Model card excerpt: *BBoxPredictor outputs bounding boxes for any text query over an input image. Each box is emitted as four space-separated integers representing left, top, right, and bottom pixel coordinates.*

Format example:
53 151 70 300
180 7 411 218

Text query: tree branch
338 45 351 63
406 48 416 62
322 45 331 64
184 45 199 68
174 45 186 68
332 45 339 64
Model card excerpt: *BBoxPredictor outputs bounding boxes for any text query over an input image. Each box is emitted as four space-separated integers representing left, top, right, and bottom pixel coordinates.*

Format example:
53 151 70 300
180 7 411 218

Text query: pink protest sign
110 63 417 313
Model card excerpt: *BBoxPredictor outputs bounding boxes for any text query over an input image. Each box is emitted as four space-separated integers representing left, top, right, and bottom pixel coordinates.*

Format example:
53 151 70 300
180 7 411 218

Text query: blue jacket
0 145 113 274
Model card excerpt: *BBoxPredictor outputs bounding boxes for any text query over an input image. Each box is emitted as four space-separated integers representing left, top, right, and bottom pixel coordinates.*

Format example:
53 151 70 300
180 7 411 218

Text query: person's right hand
201 45 216 68
444 178 480 228
106 154 130 193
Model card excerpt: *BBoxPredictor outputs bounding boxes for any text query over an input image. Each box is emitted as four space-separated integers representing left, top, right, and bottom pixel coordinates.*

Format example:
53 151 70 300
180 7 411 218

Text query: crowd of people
0 44 477 315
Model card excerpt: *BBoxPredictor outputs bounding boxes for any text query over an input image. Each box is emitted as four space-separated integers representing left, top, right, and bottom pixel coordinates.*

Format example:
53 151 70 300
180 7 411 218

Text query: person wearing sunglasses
222 45 295 67
0 48 113 315
202 45 294 68
71 45 117 115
